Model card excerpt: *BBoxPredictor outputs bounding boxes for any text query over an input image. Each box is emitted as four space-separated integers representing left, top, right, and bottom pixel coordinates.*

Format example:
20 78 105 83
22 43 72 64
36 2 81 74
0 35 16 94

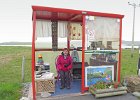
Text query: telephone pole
128 2 140 58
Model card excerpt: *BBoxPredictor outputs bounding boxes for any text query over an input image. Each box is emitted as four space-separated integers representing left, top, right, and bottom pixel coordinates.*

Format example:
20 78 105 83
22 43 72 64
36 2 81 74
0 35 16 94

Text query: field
0 46 139 100
121 49 139 79
0 46 31 100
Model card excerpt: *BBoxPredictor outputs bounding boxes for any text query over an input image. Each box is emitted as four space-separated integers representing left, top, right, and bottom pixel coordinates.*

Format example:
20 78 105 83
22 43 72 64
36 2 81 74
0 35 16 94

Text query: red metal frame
32 6 124 18
32 6 124 99
118 18 123 82
81 15 86 93
33 6 83 15
32 11 36 100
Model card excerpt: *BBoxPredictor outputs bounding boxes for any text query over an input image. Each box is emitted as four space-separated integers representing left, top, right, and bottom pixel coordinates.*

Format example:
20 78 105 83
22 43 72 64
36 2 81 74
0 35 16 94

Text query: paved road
28 83 138 100
38 93 138 100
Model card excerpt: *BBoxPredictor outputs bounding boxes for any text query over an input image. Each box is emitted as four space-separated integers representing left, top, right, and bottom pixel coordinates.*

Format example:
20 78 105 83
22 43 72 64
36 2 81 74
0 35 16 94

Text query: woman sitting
56 48 72 89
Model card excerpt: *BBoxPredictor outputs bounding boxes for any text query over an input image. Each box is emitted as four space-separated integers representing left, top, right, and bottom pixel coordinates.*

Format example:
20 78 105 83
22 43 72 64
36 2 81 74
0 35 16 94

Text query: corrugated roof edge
32 5 124 19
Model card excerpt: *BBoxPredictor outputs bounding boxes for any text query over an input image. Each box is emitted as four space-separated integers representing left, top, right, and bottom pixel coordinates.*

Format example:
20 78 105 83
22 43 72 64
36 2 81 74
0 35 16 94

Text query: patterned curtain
52 20 58 51
51 12 58 51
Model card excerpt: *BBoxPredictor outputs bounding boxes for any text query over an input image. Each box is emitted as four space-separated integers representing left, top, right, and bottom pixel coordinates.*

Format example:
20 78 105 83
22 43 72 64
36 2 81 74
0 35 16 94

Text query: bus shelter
32 6 124 100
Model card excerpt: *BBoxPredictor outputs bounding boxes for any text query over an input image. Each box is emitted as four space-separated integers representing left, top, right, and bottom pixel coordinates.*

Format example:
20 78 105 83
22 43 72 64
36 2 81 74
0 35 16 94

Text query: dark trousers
59 70 70 87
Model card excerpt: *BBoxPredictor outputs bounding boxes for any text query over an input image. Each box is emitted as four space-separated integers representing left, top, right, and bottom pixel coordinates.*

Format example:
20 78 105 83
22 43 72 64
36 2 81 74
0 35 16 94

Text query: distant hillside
0 42 31 45
0 41 140 46
122 41 140 46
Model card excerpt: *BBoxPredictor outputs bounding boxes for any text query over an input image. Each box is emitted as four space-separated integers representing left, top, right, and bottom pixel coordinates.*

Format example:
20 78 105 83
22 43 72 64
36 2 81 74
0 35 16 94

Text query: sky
0 0 140 43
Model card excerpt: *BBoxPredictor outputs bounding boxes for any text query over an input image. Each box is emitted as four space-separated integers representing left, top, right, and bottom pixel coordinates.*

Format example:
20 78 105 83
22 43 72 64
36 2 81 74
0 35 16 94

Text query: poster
85 65 114 87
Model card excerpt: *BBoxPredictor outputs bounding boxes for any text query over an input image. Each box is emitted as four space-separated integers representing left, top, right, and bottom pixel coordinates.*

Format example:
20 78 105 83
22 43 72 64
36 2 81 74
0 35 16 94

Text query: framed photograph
85 65 114 87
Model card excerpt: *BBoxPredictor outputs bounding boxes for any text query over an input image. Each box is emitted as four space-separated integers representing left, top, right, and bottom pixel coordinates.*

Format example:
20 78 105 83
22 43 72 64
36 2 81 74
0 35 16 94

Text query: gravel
21 82 31 97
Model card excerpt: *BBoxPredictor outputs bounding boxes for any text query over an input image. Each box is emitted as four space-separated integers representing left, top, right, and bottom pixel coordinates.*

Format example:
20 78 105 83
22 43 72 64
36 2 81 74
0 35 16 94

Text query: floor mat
51 79 81 96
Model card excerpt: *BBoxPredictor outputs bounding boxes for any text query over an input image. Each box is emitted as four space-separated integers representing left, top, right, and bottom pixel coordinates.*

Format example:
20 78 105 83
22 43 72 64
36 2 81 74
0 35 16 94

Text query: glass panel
85 16 120 50
85 16 120 86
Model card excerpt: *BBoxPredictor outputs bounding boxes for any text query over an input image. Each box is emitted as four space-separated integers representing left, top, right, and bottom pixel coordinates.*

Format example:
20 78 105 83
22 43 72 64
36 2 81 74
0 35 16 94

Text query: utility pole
128 2 140 58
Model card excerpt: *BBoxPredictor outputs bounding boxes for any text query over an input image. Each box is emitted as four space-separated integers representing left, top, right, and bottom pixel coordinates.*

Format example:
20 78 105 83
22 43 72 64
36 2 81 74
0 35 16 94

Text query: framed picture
85 65 114 87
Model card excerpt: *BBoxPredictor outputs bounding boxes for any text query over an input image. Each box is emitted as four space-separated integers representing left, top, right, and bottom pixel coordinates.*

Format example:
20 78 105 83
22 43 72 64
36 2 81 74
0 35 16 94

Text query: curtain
36 20 52 38
58 21 68 38
36 20 68 38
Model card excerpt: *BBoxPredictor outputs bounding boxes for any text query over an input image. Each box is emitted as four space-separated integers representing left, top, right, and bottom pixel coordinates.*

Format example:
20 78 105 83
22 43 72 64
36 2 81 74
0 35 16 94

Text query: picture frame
85 65 114 87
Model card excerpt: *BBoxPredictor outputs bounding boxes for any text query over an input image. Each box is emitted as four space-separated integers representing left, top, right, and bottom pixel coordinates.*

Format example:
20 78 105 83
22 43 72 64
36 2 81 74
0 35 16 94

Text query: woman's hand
64 64 69 68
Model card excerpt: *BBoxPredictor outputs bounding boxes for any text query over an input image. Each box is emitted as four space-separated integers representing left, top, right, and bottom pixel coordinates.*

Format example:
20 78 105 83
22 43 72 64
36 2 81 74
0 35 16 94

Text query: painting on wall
85 65 114 87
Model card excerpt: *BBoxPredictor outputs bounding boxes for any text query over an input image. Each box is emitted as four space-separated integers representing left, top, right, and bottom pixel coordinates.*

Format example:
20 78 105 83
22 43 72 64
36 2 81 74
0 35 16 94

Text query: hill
122 40 140 46
0 42 31 45
0 41 140 47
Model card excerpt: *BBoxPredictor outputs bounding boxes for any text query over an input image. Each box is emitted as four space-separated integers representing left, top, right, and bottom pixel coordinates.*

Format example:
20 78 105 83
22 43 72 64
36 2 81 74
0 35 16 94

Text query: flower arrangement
89 81 127 98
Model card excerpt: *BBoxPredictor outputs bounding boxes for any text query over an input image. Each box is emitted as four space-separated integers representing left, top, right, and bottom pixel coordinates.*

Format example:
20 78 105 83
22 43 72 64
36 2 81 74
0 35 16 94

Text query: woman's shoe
66 86 70 89
60 86 65 89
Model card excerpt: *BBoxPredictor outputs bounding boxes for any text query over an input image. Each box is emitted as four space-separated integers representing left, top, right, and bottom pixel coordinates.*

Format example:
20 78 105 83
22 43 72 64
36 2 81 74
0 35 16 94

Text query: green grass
0 46 31 100
0 46 139 99
121 49 139 79
0 46 29 56
0 83 21 100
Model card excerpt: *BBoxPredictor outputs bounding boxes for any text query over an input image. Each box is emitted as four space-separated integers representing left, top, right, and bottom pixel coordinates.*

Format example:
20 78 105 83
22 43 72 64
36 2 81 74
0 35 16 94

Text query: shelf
85 50 119 54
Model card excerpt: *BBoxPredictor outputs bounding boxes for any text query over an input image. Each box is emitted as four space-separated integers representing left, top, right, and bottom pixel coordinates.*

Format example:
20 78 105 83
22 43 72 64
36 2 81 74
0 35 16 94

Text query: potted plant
89 81 127 98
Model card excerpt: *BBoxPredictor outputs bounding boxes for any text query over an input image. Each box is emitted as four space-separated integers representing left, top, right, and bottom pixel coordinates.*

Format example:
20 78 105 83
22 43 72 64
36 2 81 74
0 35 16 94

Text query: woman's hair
63 48 68 51
62 48 69 56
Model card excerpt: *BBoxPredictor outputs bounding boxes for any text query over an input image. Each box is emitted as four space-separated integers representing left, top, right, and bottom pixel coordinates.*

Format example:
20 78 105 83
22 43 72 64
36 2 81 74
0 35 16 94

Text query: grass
0 46 139 99
121 49 139 79
0 46 31 100
0 83 21 100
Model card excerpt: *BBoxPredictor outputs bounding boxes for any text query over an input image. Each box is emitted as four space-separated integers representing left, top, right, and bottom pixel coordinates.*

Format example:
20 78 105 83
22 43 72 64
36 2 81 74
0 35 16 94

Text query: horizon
0 40 140 43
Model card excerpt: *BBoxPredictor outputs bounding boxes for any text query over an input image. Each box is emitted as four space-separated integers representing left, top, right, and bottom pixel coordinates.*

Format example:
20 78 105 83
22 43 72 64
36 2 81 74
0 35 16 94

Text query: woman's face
63 50 68 56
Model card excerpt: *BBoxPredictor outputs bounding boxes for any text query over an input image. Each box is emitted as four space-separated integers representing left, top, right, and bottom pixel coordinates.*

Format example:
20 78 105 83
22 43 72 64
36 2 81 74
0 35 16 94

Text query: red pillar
32 11 36 100
118 18 122 82
81 15 86 93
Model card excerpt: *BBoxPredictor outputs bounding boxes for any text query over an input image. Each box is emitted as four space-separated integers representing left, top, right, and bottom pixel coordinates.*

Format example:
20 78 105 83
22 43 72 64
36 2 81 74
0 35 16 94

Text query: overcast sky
0 0 140 43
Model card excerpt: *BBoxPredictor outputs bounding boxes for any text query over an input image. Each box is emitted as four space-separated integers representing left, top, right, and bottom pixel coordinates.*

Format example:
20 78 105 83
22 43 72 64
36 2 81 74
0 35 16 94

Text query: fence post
22 56 25 82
